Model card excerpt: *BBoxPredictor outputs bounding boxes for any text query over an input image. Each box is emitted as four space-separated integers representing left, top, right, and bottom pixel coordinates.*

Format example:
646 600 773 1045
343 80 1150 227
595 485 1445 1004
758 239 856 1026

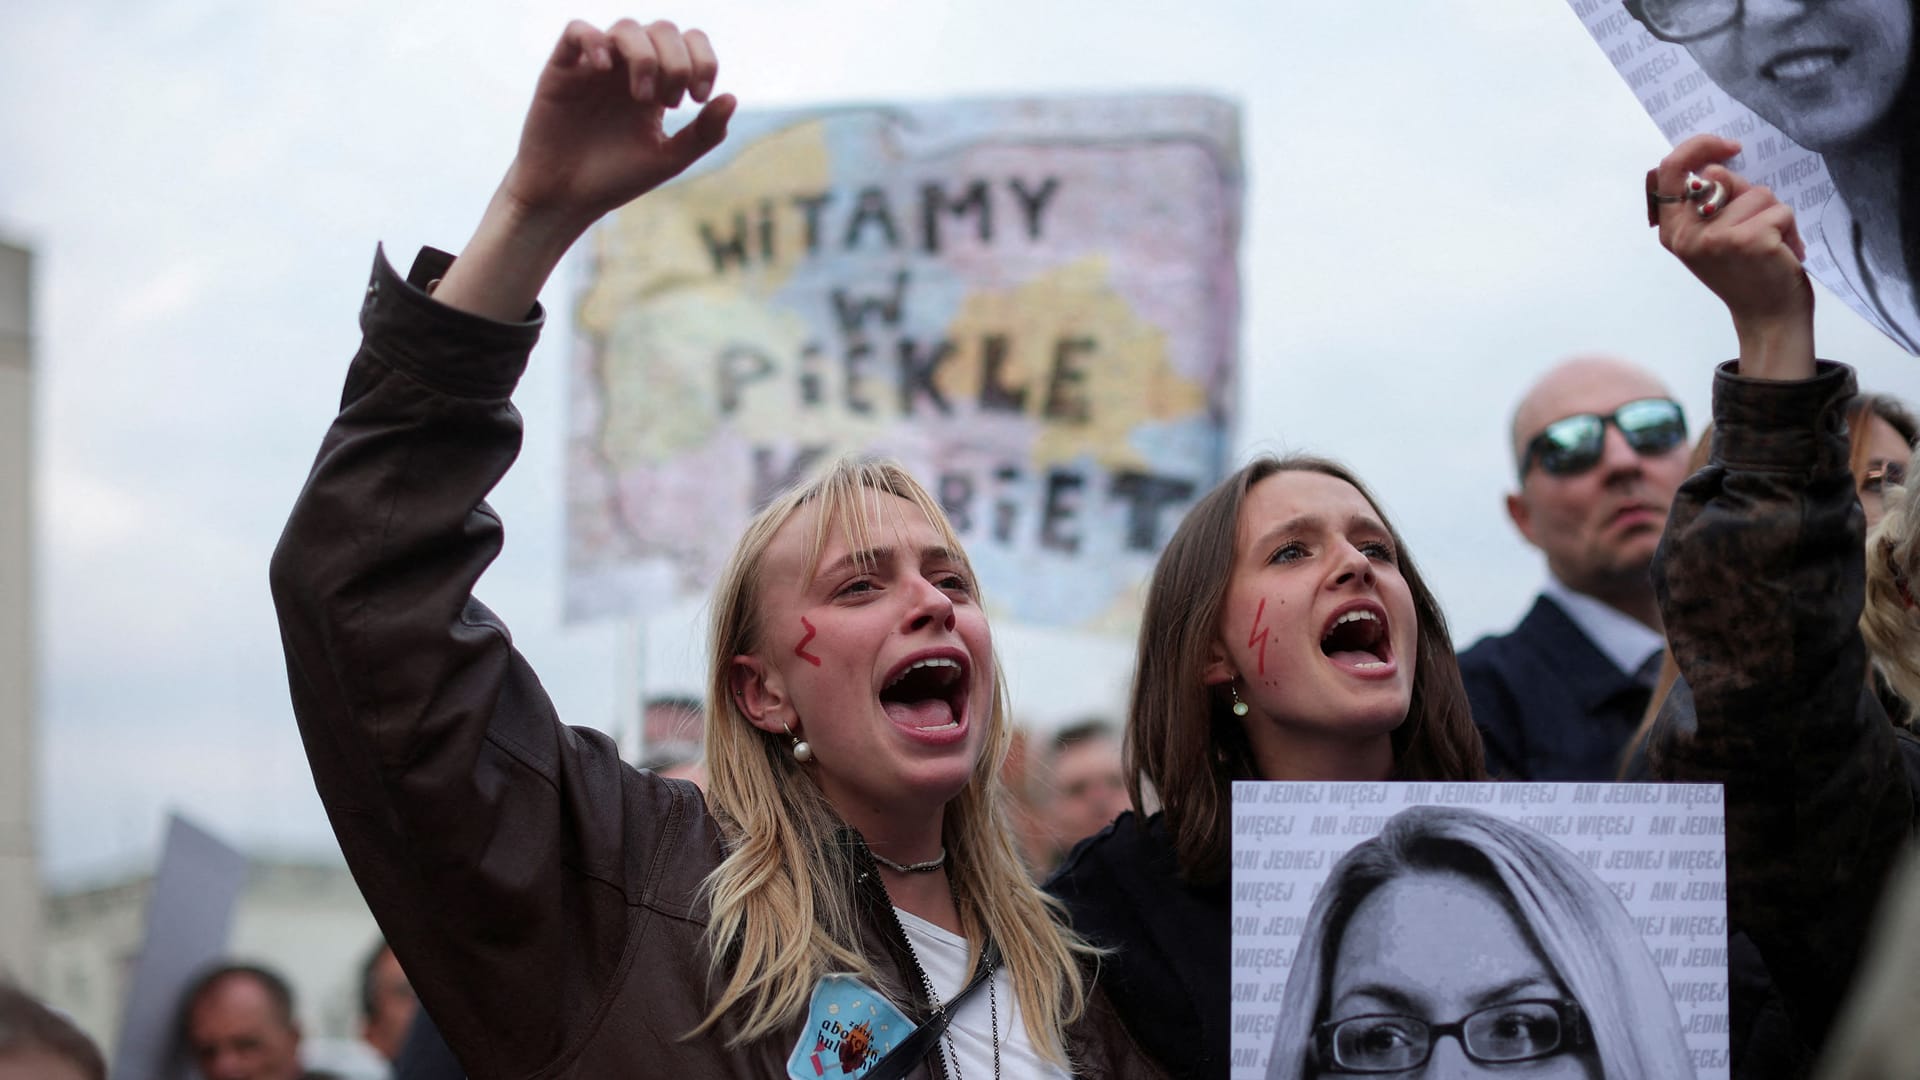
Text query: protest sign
568 96 1242 631
112 814 248 1080
1568 0 1920 354
1232 781 1728 1080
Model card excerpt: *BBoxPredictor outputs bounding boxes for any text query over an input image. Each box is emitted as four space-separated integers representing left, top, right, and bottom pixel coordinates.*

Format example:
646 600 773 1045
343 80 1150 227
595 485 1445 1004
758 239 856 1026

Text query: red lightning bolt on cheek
794 616 823 667
1248 598 1270 676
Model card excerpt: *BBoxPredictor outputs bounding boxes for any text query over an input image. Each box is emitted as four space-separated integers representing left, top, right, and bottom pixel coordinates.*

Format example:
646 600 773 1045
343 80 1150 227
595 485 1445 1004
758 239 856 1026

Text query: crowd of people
12 10 1920 1080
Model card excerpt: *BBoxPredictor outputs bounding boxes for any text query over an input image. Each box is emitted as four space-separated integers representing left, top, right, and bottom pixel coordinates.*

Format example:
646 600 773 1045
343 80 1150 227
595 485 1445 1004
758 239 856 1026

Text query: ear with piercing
784 721 813 764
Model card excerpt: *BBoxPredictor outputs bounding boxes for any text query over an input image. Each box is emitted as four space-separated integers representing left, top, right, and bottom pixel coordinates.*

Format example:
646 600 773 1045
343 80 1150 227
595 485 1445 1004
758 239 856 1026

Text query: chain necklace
911 948 998 1080
872 847 947 873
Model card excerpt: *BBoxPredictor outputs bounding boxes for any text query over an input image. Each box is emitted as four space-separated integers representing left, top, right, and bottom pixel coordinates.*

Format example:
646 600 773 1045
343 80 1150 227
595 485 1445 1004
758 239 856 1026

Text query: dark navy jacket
1458 595 1651 781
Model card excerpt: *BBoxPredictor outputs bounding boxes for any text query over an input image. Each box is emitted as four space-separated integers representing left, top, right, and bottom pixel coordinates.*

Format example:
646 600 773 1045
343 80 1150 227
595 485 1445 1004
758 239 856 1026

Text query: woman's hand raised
435 18 736 323
1651 133 1815 381
503 19 735 232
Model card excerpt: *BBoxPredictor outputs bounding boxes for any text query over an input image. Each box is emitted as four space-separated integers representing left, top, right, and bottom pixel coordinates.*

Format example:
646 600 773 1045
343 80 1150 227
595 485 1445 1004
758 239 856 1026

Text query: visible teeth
1352 661 1388 670
1323 610 1381 640
885 657 961 689
1769 54 1838 80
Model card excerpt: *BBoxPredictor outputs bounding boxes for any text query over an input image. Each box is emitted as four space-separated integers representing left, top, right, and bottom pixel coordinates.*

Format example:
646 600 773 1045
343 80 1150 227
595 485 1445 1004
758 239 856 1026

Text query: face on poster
1567 0 1920 355
1231 781 1728 1080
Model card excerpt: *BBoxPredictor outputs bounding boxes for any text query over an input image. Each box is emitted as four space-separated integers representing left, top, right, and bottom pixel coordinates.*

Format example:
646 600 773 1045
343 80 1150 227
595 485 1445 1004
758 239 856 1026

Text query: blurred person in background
358 942 418 1064
0 983 105 1080
638 694 707 790
1460 355 1693 781
1034 720 1130 873
180 963 337 1080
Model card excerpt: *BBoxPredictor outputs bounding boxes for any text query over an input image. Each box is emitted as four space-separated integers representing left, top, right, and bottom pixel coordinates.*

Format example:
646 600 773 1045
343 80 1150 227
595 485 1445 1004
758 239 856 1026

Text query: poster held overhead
1568 0 1920 354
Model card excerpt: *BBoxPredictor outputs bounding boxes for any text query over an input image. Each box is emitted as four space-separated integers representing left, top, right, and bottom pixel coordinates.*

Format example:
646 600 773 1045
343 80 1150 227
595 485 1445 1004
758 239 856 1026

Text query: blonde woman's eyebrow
815 545 961 585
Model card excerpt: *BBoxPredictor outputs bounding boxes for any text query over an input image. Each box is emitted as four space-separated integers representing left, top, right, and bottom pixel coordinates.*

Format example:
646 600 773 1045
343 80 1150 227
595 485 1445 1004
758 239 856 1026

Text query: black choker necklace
872 847 946 873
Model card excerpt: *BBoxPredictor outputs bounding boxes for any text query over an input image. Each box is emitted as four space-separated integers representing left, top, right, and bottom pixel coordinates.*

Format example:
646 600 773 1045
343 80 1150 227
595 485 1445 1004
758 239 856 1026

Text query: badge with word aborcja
786 974 914 1079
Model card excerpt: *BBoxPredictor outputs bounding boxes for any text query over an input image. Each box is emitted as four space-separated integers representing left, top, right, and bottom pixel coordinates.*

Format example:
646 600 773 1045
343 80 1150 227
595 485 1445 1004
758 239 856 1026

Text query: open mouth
1765 47 1848 82
1320 606 1391 672
880 652 969 732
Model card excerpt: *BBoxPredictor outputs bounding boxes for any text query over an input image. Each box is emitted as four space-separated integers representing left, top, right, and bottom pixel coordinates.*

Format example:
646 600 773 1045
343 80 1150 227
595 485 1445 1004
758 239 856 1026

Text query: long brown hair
1126 454 1483 884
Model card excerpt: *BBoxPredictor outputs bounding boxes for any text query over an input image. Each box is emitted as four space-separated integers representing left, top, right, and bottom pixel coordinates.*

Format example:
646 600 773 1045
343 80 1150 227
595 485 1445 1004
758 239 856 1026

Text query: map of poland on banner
567 96 1242 633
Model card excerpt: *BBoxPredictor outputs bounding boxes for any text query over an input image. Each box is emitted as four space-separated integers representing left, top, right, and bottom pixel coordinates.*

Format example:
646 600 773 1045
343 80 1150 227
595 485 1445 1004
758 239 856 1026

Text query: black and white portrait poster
1230 781 1728 1080
1568 0 1920 355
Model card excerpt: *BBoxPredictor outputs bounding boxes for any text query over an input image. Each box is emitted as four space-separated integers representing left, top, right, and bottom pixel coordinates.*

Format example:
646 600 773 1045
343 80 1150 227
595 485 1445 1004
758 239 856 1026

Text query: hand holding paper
1652 134 1815 381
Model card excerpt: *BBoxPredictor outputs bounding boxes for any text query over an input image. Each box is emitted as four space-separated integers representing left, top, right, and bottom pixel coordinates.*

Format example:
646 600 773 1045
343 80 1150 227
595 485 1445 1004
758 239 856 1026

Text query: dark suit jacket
1458 594 1651 780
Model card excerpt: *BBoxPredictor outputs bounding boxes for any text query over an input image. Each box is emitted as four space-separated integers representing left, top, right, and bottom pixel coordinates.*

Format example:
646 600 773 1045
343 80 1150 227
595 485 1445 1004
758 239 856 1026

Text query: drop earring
784 722 813 764
1230 684 1250 717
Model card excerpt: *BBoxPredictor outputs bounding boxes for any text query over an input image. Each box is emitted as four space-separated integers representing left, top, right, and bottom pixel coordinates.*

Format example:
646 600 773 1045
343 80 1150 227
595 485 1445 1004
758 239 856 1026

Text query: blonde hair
1864 444 1920 717
694 456 1091 1060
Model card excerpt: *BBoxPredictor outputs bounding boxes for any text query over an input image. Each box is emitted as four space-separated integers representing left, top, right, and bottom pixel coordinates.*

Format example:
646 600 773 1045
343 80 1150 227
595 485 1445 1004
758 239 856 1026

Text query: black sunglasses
1518 398 1688 480
1623 0 1745 43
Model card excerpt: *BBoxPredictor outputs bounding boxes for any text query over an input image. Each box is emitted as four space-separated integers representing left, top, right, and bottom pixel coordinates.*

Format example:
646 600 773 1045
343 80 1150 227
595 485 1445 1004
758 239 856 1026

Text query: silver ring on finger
1694 180 1729 220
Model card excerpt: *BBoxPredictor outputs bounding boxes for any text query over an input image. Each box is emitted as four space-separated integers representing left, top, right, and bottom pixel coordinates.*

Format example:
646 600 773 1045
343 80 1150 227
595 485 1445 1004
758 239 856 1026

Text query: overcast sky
5 0 1917 886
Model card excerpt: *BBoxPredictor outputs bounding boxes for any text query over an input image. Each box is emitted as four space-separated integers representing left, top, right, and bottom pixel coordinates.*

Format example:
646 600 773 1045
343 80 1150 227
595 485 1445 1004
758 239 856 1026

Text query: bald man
1459 357 1694 780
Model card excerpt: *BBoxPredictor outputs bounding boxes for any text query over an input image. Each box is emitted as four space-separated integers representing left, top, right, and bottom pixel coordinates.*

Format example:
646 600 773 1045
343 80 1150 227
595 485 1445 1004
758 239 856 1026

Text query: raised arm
1647 135 1911 1049
437 18 733 320
268 21 732 1076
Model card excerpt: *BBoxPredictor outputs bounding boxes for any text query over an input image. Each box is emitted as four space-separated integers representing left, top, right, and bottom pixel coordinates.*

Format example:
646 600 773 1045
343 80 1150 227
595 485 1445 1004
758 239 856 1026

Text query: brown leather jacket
1648 360 1914 1076
269 247 1161 1080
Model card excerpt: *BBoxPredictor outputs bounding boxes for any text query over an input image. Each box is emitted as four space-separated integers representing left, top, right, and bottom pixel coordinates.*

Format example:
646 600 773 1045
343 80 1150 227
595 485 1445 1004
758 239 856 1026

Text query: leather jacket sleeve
1649 360 1911 1049
269 247 721 1077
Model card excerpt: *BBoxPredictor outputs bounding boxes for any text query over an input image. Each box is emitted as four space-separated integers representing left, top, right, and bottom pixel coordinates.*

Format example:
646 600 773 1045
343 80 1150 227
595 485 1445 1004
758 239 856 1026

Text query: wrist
1732 311 1816 381
491 165 603 256
1730 273 1816 381
432 181 592 322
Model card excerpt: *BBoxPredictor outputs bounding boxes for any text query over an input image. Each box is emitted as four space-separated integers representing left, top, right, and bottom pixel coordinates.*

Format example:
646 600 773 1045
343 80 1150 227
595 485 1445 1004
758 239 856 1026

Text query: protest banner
1231 781 1729 1080
568 96 1242 632
112 814 248 1080
1567 0 1920 355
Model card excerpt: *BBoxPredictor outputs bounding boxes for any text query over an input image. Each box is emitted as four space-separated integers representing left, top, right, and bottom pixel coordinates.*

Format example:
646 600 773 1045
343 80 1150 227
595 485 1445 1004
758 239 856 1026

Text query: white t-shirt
894 908 1071 1080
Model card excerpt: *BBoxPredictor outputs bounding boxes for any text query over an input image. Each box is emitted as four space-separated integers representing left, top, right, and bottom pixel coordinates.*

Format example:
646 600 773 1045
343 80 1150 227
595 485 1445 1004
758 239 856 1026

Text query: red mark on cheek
1247 598 1270 676
794 617 823 667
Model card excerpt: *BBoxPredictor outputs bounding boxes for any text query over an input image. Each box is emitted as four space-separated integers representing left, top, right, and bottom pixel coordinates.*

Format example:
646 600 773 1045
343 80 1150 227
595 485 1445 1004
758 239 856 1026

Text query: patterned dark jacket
1647 360 1914 1078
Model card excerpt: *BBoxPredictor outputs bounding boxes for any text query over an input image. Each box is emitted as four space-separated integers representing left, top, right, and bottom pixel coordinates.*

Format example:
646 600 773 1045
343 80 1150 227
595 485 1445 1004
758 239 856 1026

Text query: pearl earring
784 722 813 764
1230 684 1250 717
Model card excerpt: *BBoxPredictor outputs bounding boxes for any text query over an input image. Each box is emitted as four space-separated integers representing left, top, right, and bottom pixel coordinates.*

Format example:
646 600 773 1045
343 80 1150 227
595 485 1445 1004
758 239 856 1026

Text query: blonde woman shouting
270 19 1154 1079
